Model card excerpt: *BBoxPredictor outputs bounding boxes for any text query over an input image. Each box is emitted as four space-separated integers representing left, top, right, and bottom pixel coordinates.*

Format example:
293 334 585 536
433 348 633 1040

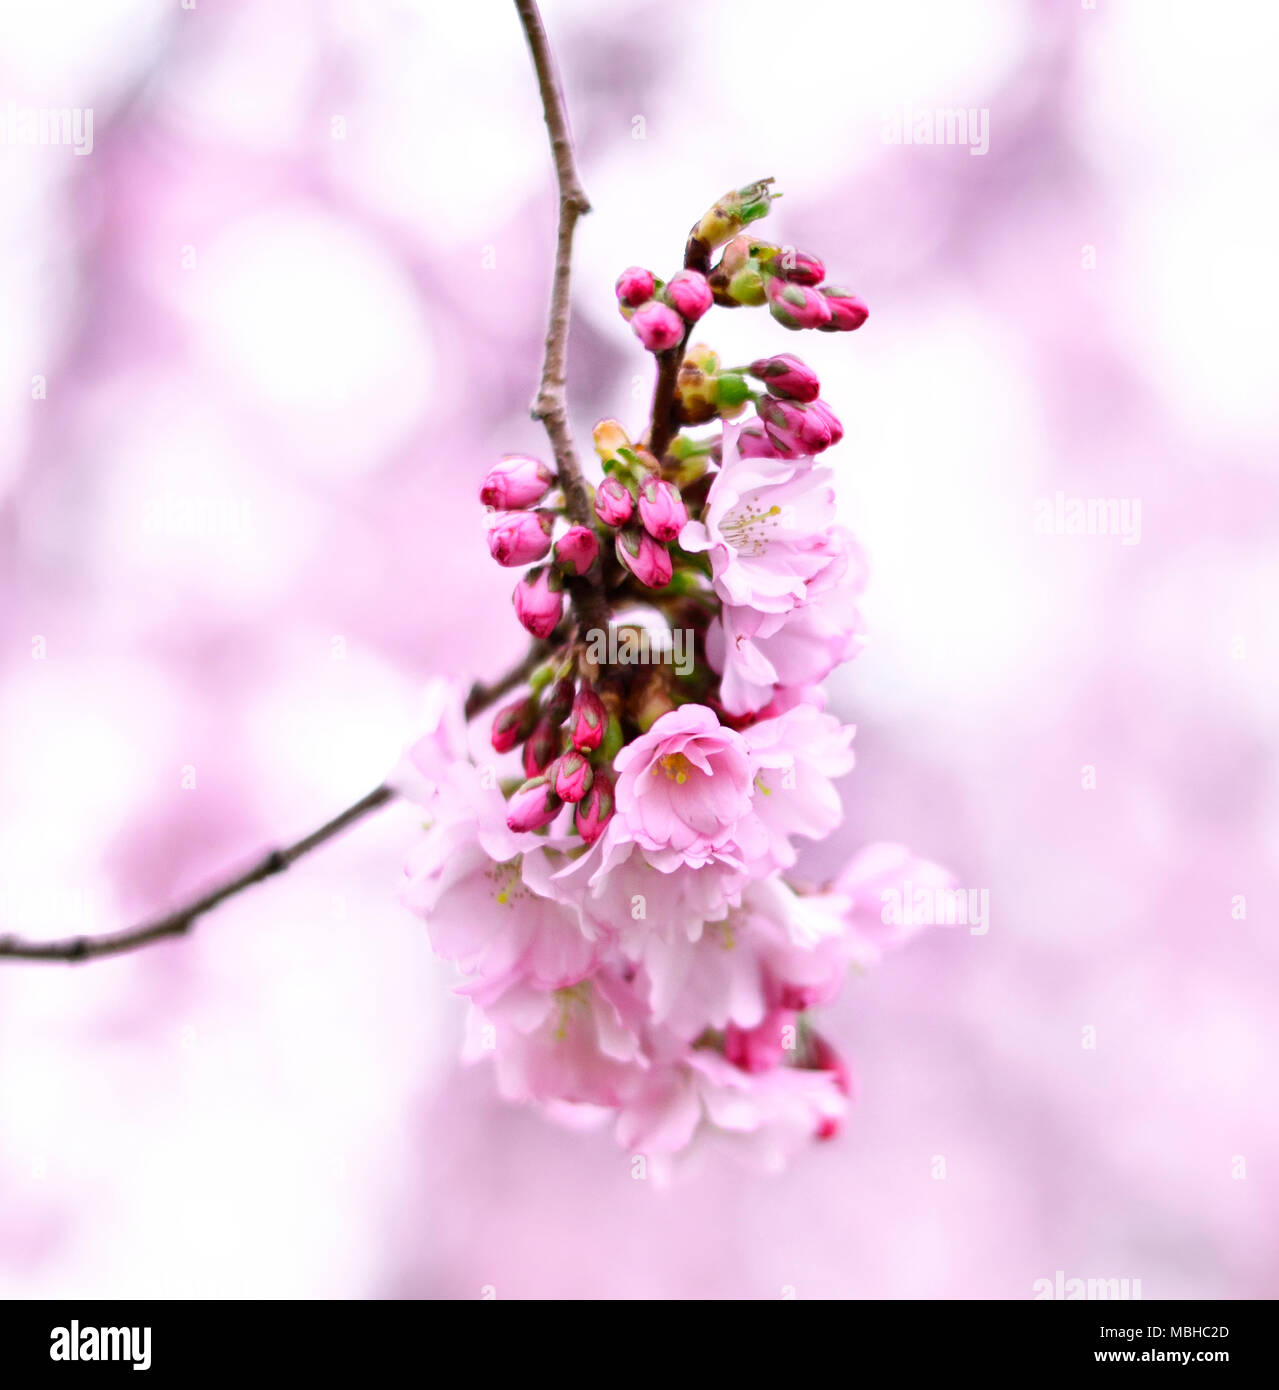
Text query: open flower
679 425 837 615
613 704 755 869
708 528 868 715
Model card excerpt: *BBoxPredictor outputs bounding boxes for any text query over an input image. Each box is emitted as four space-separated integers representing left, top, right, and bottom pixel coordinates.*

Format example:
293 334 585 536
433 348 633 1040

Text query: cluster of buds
480 455 605 641
616 265 713 353
491 675 616 844
672 344 753 426
668 349 843 459
706 232 868 335
589 420 688 589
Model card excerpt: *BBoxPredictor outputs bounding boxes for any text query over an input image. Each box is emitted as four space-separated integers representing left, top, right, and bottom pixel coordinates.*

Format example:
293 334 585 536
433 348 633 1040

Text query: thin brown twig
513 0 610 637
0 647 547 966
1 5 593 967
646 328 691 463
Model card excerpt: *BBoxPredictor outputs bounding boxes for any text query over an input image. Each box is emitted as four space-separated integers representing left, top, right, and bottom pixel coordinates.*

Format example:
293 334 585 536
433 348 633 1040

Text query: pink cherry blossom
708 528 868 715
613 704 755 869
679 426 837 615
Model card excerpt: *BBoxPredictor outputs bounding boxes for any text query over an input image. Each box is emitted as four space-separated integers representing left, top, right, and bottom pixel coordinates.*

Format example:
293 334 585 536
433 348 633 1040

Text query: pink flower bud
574 770 615 845
479 454 554 510
736 422 800 460
615 266 656 308
487 510 552 567
637 477 688 543
749 353 820 403
512 567 563 639
569 686 606 752
522 716 559 777
724 1009 798 1074
615 525 673 589
631 301 685 353
665 269 713 323
766 277 833 331
776 249 825 285
756 397 832 455
552 524 600 576
505 776 561 833
491 695 535 754
551 750 594 804
817 286 869 332
594 476 635 527
807 1030 853 1097
544 676 576 725
806 398 844 447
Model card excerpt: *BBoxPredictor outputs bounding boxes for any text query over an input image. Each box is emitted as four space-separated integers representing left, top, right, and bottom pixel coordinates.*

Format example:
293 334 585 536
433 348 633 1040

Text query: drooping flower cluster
398 181 950 1179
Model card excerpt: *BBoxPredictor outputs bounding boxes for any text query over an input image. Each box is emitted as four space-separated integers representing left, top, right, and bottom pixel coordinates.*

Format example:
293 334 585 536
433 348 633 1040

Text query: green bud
714 373 751 408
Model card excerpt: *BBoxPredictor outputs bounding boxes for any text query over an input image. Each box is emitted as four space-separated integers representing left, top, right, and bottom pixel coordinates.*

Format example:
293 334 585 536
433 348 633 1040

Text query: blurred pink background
2 0 1276 1298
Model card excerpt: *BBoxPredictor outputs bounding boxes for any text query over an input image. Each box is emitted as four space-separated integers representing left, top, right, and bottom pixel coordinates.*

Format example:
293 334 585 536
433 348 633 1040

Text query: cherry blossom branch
1 7 593 967
646 331 690 463
513 0 611 636
0 645 550 966
0 784 397 965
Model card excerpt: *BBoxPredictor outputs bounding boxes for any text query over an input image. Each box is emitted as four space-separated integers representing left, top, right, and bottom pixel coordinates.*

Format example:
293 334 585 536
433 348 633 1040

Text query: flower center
721 502 783 556
486 857 524 907
655 752 694 784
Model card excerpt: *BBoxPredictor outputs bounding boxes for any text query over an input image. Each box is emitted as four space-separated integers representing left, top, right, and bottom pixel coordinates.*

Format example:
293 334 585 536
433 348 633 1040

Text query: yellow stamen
656 752 694 784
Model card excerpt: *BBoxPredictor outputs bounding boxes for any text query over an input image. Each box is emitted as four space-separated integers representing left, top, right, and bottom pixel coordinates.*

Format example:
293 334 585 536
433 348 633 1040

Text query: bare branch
0 644 549 965
0 785 395 965
3 5 599 966
513 0 610 635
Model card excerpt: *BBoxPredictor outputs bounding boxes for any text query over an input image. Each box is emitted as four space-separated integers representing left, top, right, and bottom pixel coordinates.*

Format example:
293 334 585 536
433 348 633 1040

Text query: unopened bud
505 776 561 833
724 1009 798 1074
675 357 719 425
553 525 600 576
593 418 632 468
687 178 776 265
766 277 833 330
487 510 553 566
776 248 825 285
551 750 594 804
615 266 656 309
817 286 869 332
512 567 563 639
631 301 685 353
491 696 536 754
615 526 673 589
713 372 751 412
574 770 615 845
749 353 820 403
665 269 713 323
637 477 688 543
724 263 767 307
757 396 833 455
806 1030 853 1097
805 398 844 447
544 676 576 725
523 716 560 777
594 475 635 527
569 686 607 752
737 422 799 459
480 455 554 510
